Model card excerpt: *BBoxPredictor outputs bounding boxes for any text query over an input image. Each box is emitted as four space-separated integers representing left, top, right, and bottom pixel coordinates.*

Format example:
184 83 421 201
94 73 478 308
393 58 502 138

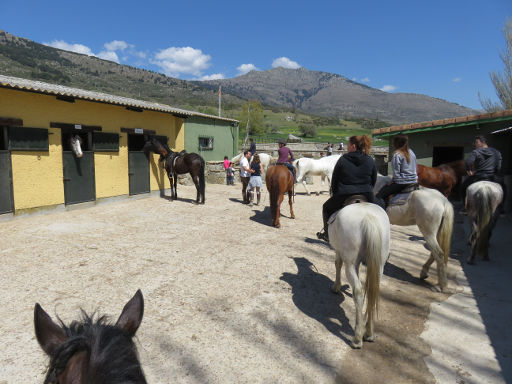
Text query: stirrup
316 231 329 241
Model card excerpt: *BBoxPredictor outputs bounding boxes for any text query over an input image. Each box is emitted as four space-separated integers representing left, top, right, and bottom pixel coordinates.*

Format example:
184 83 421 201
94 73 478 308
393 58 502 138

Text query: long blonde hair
392 134 411 163
349 135 372 155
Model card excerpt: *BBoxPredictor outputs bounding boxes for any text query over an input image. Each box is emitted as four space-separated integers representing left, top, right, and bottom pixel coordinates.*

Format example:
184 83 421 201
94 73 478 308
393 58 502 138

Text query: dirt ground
0 178 461 383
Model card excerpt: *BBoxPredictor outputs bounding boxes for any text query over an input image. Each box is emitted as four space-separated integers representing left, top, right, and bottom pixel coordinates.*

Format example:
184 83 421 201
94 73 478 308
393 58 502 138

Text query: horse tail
269 172 280 224
437 199 454 264
199 157 206 202
475 185 493 257
361 213 383 326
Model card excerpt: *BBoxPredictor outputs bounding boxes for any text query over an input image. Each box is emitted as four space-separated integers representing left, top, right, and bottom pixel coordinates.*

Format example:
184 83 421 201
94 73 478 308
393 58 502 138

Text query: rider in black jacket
461 135 505 206
317 135 382 242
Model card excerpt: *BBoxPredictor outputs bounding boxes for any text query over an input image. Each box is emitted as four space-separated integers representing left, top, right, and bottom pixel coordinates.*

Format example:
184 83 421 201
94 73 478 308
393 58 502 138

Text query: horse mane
45 311 145 384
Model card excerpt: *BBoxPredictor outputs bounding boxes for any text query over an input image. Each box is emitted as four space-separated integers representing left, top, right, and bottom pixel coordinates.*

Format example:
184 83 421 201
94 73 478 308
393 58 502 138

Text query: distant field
224 109 389 145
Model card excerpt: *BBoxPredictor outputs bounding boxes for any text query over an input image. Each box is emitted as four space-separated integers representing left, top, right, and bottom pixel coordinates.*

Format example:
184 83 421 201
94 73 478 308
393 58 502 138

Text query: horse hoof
331 284 341 294
363 334 375 342
351 340 363 349
419 272 429 280
315 192 319 196
291 215 295 219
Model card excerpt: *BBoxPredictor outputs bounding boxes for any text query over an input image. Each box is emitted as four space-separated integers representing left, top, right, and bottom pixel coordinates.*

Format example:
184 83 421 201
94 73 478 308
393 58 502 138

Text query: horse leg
345 263 364 348
173 173 177 200
424 234 447 291
192 174 200 203
275 194 284 228
302 180 311 196
331 252 343 293
420 255 435 280
288 190 295 219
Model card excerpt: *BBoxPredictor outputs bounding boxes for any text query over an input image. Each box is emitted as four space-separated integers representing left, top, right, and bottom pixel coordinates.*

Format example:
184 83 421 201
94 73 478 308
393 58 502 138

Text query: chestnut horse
34 290 146 383
266 165 295 227
417 160 466 197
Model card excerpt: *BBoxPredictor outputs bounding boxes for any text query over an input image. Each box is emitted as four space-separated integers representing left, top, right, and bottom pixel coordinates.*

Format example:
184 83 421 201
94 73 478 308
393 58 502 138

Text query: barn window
198 136 213 151
93 132 119 152
8 127 49 151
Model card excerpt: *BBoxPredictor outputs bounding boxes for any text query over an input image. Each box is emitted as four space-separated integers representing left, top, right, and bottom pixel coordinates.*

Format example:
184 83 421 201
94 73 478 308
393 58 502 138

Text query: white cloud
104 40 129 51
199 73 225 80
152 46 211 77
237 63 258 75
272 57 301 69
361 77 370 83
98 51 120 63
44 40 94 56
452 77 462 83
380 85 397 92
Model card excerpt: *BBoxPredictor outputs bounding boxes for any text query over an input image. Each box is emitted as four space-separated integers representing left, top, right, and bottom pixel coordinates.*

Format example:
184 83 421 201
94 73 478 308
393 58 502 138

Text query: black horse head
34 290 146 384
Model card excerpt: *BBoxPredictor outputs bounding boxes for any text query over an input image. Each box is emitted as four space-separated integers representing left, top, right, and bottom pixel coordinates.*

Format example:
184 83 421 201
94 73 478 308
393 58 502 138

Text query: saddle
164 150 187 174
343 194 368 207
388 184 419 206
327 195 368 225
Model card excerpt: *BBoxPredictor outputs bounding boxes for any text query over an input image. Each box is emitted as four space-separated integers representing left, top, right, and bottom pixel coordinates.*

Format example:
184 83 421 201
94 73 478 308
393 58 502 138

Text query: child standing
227 162 235 185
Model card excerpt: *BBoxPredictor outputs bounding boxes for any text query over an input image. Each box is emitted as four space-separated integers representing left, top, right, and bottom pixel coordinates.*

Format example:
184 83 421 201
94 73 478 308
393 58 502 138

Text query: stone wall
205 161 239 185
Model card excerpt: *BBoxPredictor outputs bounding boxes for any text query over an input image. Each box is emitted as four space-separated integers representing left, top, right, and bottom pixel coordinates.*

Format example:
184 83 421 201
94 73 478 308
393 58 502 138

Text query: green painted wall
381 119 512 175
184 116 238 161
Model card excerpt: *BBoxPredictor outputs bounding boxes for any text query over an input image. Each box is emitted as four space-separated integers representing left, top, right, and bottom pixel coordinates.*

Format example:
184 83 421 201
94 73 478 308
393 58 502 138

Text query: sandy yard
0 178 462 383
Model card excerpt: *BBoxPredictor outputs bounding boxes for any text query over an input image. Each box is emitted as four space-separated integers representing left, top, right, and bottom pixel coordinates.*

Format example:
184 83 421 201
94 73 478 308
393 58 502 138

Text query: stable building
0 75 238 217
372 110 512 208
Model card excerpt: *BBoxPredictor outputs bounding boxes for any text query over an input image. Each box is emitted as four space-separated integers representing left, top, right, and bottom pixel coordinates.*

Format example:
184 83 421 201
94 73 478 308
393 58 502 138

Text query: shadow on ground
280 257 353 346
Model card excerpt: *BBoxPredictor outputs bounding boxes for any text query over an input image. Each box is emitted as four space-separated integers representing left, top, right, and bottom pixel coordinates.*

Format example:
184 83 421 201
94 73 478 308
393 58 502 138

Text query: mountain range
0 30 478 125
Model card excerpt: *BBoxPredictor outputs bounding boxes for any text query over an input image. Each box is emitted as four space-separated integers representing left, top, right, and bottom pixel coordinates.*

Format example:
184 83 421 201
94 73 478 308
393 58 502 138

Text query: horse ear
116 290 144 337
34 303 66 356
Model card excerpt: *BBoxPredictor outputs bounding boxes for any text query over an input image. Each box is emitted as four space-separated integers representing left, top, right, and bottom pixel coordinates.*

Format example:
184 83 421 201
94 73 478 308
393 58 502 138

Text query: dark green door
0 151 14 214
128 152 150 195
63 152 96 204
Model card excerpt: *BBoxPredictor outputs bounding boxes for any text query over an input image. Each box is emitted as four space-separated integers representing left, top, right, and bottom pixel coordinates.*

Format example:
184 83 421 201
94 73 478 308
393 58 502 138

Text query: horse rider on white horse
317 135 383 242
374 134 418 209
461 135 505 212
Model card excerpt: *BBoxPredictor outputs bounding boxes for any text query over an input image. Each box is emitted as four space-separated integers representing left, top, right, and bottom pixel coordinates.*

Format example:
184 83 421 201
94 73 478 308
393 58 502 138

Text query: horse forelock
45 312 145 384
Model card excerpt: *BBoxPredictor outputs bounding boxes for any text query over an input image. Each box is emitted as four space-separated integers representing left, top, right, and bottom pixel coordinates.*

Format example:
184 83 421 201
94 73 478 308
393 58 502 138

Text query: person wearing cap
277 139 295 180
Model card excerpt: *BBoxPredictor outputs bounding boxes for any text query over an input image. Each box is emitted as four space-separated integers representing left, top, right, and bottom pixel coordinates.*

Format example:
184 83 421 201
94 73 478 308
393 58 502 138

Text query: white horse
231 152 272 173
293 155 341 195
375 174 454 291
329 203 390 348
69 135 83 158
465 181 503 264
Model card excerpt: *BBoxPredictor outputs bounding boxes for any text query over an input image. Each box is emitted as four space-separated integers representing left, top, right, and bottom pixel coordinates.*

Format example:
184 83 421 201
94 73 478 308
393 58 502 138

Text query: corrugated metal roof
0 74 238 124
491 126 512 134
372 109 512 137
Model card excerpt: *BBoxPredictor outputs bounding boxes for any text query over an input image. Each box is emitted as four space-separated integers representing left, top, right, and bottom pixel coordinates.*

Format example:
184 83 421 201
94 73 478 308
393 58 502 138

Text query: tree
479 19 512 112
237 100 265 142
299 123 316 137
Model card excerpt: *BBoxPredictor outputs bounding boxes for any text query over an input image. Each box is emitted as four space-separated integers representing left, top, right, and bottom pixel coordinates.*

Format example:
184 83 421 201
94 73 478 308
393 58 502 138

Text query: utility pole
218 85 221 117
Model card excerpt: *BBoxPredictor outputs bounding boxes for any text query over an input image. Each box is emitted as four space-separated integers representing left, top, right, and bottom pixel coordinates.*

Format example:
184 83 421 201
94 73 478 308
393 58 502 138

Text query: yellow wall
0 88 184 213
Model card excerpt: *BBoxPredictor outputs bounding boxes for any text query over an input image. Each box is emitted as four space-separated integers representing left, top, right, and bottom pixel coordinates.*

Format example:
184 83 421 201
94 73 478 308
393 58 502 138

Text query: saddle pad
389 192 412 206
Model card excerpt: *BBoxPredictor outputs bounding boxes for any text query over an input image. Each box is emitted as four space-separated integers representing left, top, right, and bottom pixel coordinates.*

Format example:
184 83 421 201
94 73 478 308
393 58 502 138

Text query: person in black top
249 138 256 156
248 154 263 205
317 135 381 242
461 135 505 210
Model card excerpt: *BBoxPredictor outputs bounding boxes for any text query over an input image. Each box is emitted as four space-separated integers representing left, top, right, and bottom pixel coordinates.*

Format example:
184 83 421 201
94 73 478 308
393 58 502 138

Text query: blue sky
2 0 511 110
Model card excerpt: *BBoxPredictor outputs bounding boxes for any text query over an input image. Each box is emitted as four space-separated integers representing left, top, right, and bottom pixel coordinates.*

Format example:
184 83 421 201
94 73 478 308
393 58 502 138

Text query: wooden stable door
62 130 96 205
0 151 14 214
127 133 150 195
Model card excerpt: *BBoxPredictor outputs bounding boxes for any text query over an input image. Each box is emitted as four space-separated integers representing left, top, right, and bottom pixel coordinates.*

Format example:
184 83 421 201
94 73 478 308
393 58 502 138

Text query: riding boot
256 192 261 205
248 191 254 203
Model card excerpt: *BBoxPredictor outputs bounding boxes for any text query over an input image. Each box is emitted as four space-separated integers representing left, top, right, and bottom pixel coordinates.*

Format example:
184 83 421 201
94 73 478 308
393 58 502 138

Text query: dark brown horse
265 165 295 227
417 159 466 197
143 137 205 204
34 290 146 384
